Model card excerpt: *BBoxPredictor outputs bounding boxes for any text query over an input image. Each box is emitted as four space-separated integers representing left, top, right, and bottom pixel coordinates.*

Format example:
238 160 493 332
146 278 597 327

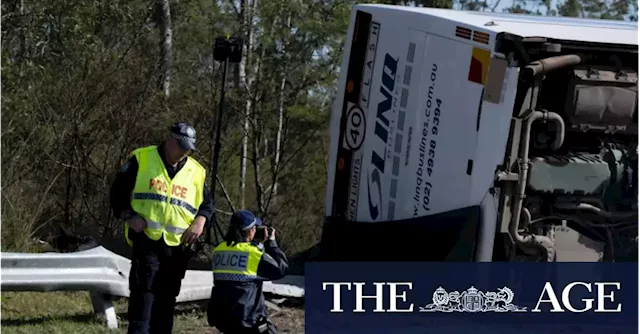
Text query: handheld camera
254 226 273 241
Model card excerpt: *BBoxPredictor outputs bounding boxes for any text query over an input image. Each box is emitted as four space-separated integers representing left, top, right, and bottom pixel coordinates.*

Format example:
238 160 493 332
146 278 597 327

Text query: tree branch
216 174 237 212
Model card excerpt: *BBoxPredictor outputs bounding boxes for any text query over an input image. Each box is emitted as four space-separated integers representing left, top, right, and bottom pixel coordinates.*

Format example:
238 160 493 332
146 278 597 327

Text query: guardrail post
90 291 119 329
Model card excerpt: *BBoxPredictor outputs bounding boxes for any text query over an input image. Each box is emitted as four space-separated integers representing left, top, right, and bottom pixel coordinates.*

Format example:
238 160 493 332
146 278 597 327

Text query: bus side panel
403 33 484 218
468 58 520 205
325 9 368 219
391 29 430 221
353 26 487 222
328 7 520 223
354 21 417 223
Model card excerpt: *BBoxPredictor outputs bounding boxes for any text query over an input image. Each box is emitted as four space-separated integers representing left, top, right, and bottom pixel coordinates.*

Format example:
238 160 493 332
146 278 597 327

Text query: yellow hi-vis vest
125 145 206 247
212 242 263 282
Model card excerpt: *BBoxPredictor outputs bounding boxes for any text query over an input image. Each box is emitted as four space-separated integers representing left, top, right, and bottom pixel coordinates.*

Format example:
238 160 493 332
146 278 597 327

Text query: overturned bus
321 5 638 262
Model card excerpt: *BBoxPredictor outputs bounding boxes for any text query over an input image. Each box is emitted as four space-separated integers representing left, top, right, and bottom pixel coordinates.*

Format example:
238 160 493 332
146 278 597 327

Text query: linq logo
321 282 622 313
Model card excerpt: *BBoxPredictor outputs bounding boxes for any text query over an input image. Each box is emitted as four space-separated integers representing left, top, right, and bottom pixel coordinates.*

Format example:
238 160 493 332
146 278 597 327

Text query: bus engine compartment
494 35 638 262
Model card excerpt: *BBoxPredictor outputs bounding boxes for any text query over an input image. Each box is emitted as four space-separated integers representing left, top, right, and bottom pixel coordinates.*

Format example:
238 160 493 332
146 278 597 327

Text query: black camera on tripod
213 36 243 62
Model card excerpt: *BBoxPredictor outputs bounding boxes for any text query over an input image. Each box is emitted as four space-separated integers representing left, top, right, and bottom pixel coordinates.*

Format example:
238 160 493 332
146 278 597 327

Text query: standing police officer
207 210 288 334
110 122 214 334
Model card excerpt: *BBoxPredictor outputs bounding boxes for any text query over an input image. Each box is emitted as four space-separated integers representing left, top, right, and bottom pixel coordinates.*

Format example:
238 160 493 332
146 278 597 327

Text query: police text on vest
214 251 249 271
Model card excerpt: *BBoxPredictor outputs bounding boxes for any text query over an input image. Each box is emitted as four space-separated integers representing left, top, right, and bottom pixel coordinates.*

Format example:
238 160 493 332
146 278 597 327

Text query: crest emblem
419 286 528 313
462 287 482 312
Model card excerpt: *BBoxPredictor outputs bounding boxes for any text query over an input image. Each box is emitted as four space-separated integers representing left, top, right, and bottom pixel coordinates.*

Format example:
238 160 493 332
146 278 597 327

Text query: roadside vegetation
1 0 633 332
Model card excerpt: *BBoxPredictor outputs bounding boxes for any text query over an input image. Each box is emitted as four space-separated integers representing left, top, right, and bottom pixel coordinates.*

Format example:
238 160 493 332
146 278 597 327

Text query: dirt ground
210 307 305 334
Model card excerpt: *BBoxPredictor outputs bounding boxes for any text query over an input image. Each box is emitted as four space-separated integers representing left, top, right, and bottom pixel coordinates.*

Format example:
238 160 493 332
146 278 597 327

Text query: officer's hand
128 215 147 233
182 217 206 245
268 227 276 241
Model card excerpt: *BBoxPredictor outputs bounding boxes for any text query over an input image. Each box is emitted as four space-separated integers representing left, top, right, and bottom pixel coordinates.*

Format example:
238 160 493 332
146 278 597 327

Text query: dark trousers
208 308 278 334
214 322 278 334
127 230 193 334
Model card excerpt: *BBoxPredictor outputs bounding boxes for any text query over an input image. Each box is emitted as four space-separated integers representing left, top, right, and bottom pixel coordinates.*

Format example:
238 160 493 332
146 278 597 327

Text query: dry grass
1 291 304 334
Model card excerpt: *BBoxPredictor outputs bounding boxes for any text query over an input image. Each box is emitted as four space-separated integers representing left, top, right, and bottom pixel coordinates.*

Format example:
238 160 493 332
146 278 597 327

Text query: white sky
478 0 637 20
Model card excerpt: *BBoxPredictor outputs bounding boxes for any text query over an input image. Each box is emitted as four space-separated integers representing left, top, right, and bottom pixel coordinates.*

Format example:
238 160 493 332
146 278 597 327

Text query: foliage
1 0 635 257
500 0 637 19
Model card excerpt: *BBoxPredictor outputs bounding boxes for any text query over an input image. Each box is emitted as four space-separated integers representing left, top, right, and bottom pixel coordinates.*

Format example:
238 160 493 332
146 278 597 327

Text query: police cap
170 122 197 151
231 209 260 230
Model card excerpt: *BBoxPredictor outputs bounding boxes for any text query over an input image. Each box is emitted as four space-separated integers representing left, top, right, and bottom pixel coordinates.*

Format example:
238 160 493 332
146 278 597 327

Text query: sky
491 0 556 14
472 0 638 20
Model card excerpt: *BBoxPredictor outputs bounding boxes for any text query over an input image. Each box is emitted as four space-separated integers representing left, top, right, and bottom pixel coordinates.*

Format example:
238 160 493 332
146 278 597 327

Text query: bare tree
239 0 258 208
272 14 292 199
156 0 174 97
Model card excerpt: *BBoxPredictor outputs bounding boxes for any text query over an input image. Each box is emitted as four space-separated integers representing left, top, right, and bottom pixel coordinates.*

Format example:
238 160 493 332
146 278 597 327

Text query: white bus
321 4 638 262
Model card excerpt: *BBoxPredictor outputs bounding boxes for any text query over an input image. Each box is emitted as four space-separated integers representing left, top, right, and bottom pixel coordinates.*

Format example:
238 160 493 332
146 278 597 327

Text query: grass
1 291 304 334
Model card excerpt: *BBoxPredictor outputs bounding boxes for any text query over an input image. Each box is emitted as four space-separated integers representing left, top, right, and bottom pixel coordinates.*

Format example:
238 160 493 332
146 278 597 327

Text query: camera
213 36 243 62
254 226 273 241
254 226 267 241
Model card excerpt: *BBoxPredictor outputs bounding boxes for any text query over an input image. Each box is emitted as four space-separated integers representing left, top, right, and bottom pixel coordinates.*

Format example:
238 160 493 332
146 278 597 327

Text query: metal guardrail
0 246 304 329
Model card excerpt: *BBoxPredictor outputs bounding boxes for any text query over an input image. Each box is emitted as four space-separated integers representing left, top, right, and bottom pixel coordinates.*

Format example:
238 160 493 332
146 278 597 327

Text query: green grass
1 291 304 333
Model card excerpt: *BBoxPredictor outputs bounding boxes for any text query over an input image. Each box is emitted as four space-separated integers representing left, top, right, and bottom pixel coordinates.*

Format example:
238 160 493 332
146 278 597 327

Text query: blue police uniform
207 210 289 334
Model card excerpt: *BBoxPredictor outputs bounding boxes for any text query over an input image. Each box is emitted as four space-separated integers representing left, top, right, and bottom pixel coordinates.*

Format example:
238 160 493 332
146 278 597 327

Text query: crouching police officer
207 210 289 334
110 122 214 334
